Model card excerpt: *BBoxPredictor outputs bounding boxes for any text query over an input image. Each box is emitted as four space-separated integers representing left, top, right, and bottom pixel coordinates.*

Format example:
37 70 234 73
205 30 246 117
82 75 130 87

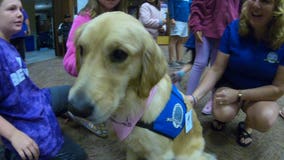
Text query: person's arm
238 66 284 102
189 51 229 103
139 4 164 29
63 14 91 77
189 0 205 43
170 63 192 83
213 65 284 105
0 116 39 160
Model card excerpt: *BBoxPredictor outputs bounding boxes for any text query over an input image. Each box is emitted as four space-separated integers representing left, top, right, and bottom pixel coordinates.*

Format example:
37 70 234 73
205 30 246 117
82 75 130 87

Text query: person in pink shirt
138 0 166 40
187 0 240 115
63 0 128 77
62 0 128 138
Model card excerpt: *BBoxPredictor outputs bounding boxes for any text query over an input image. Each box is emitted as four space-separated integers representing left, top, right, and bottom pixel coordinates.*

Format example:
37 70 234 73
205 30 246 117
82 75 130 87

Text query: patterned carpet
26 57 284 160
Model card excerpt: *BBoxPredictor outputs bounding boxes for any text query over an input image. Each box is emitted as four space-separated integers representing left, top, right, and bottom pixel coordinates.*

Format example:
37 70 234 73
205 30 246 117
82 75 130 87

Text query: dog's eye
109 49 128 63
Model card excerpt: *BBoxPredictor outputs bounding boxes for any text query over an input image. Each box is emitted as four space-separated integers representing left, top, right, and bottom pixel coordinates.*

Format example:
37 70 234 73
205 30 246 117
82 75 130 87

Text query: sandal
66 111 108 138
211 119 226 131
237 122 252 147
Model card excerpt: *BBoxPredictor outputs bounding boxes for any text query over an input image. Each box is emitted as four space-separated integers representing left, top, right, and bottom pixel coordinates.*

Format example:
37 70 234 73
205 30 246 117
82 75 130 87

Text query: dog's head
68 12 167 122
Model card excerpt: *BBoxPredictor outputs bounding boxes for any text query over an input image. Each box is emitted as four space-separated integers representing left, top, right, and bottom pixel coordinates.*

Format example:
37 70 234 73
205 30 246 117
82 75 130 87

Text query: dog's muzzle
68 89 94 118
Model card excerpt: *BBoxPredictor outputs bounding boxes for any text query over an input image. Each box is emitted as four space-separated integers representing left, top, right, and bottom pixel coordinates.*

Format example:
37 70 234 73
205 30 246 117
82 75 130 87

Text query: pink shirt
189 0 240 39
139 2 162 39
63 13 91 76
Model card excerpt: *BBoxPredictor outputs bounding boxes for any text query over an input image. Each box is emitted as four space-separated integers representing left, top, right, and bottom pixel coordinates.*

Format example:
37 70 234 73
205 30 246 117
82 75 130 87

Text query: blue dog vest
137 85 187 139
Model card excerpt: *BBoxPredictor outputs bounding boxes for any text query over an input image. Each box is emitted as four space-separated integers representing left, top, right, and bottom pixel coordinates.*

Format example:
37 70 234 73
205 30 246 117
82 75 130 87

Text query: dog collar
111 85 158 141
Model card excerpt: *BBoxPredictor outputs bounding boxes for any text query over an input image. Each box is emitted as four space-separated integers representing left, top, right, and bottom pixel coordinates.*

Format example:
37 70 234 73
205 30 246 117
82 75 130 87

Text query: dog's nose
68 90 94 118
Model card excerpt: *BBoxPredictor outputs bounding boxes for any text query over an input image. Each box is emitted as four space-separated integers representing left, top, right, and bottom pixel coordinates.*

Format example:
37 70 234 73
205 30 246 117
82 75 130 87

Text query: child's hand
170 19 176 25
10 130 39 160
186 95 197 107
194 31 203 43
170 71 185 83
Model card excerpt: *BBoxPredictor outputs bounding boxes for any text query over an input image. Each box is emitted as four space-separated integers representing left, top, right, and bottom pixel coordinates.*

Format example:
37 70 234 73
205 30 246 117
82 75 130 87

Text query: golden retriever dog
68 11 216 160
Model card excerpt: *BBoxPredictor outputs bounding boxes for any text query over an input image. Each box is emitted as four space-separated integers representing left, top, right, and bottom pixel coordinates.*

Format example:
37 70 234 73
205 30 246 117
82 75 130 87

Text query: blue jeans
4 133 87 160
50 85 87 160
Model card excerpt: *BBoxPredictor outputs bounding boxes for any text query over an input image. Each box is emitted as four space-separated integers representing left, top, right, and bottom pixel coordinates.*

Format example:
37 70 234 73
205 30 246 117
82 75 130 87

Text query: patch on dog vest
152 85 187 139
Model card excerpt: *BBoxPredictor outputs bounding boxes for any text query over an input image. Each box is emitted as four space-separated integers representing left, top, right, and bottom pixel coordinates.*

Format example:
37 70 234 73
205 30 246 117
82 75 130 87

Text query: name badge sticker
185 109 193 133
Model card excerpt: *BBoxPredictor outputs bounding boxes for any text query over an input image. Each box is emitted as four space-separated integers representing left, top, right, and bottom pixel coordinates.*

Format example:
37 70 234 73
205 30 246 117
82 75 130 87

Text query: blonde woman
188 0 284 147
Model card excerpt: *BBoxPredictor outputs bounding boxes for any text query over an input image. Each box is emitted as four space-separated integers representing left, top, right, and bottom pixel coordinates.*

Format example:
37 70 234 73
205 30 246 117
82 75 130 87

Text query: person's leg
189 48 196 65
176 37 187 63
4 148 20 160
200 38 221 114
3 132 86 160
213 87 241 122
49 85 71 116
49 85 109 138
53 133 87 160
186 36 211 94
237 101 279 146
208 38 220 66
211 87 241 131
176 21 189 63
168 36 178 63
244 101 279 132
0 146 5 160
63 39 68 56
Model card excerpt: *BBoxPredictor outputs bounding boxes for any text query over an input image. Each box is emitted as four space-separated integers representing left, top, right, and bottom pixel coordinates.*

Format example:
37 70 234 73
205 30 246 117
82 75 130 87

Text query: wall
77 0 88 13
52 0 76 56
22 0 36 50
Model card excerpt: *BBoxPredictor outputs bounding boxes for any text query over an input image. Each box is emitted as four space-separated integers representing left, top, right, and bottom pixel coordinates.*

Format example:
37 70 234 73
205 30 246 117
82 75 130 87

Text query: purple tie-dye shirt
0 38 63 159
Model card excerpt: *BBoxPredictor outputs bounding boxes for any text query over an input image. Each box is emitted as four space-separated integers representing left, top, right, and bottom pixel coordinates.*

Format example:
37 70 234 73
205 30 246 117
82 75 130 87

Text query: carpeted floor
27 57 284 160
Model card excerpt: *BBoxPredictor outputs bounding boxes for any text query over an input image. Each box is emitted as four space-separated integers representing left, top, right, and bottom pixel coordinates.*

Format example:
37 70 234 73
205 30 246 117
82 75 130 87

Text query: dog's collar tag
185 109 193 133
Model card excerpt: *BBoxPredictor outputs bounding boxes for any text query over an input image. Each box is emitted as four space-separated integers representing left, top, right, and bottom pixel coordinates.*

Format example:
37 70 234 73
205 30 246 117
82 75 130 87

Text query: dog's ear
137 42 167 98
75 24 87 73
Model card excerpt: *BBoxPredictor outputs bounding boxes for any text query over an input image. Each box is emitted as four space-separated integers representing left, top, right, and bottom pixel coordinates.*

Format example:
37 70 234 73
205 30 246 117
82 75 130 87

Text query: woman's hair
79 0 128 18
239 0 284 50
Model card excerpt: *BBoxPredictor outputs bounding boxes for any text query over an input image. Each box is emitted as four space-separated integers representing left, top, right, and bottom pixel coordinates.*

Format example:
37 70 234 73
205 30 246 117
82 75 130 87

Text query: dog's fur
68 12 215 160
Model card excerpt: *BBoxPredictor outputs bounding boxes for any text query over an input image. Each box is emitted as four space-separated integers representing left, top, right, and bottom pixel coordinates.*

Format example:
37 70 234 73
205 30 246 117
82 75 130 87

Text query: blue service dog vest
137 85 187 139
